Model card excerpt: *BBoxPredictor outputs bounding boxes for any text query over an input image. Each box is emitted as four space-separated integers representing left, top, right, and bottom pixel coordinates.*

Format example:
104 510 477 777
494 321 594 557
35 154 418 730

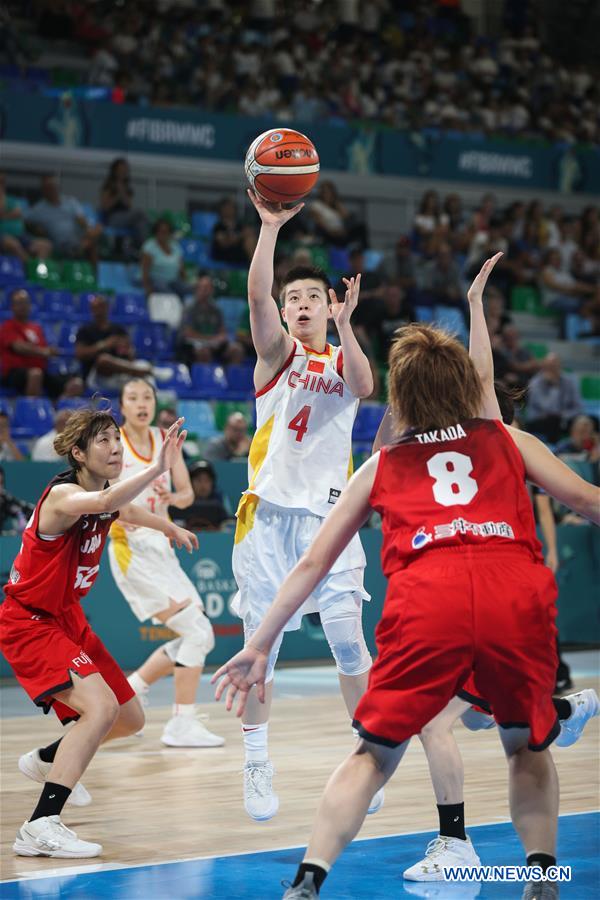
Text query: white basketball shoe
555 688 599 748
404 835 481 881
18 750 91 807
13 816 102 858
243 760 279 821
161 714 225 747
367 787 385 814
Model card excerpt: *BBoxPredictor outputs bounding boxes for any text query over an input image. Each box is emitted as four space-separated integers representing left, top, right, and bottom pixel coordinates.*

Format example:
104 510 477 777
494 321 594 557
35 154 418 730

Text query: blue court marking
2 812 598 899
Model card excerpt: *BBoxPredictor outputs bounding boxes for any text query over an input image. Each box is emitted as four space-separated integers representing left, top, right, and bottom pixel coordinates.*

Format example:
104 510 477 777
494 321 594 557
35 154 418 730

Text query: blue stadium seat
363 250 383 272
352 404 385 443
191 211 218 239
56 397 89 412
58 322 81 356
112 292 148 324
415 305 434 322
329 248 351 272
434 306 468 343
40 290 75 321
177 399 219 438
0 256 26 287
154 363 192 393
224 364 255 400
98 262 136 292
133 322 172 360
565 314 590 341
12 397 55 438
215 297 247 337
190 363 229 399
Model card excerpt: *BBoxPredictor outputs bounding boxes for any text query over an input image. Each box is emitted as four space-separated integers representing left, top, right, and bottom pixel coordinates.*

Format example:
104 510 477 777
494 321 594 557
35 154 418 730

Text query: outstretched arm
329 275 374 398
119 503 199 552
246 190 299 379
467 253 503 420
507 425 600 524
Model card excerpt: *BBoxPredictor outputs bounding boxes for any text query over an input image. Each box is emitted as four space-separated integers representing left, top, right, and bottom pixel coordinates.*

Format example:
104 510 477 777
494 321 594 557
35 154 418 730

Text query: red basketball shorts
0 597 134 724
353 547 559 751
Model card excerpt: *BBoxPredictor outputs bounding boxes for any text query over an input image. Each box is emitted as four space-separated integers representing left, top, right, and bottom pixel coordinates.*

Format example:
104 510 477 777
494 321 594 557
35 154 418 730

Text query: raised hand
247 188 304 229
329 274 361 331
167 523 199 553
212 646 269 717
467 252 503 304
157 418 186 474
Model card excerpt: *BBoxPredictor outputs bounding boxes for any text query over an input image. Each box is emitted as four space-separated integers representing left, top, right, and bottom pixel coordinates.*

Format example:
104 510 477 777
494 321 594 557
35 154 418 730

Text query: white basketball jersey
242 338 358 517
110 426 171 552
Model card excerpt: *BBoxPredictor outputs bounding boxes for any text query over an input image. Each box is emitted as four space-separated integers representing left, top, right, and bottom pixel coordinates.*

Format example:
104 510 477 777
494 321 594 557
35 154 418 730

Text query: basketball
244 128 320 203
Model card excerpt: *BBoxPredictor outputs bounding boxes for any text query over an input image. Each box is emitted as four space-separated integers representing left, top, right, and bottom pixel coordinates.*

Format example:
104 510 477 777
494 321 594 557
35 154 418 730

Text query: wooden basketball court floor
1 657 598 898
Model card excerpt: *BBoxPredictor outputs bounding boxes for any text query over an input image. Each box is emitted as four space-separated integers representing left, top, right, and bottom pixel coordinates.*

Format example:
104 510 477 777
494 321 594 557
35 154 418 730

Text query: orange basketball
245 128 320 203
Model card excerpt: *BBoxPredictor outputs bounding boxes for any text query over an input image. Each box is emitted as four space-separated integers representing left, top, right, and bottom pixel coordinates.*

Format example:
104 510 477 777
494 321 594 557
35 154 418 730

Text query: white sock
173 703 195 718
128 671 149 694
242 722 269 763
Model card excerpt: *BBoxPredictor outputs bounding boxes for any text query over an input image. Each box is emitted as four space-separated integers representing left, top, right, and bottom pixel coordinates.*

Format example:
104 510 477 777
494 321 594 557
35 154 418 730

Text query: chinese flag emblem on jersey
308 359 325 374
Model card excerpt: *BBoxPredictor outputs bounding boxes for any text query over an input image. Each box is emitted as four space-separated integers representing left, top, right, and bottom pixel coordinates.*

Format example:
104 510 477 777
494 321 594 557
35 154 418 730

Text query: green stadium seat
25 258 62 286
62 261 96 292
525 342 549 359
225 270 248 297
309 246 330 270
214 401 254 432
580 376 600 401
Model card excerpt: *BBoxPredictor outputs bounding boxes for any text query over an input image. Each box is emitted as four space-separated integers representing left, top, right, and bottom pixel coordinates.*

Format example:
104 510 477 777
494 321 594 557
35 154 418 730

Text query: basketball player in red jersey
214 320 599 900
0 408 197 858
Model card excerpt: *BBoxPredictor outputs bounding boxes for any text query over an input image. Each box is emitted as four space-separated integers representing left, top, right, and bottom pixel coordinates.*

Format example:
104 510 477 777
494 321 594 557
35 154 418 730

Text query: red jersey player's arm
468 253 503 420
507 425 600 524
246 190 297 385
119 503 198 552
246 454 378 651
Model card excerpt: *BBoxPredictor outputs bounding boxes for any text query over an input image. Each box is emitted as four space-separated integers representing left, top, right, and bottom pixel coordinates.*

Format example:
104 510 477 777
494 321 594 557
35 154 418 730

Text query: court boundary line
2 809 597 885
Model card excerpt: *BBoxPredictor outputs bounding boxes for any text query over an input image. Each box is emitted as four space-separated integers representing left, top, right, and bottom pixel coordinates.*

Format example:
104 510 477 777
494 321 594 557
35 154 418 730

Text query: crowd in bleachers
1 0 598 144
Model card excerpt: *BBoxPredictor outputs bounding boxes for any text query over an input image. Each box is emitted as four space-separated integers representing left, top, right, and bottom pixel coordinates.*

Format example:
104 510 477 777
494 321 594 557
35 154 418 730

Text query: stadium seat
224 364 255 400
191 211 218 239
148 293 182 329
12 397 55 438
310 246 329 270
98 262 136 292
26 258 62 287
57 322 81 355
153 363 192 393
363 250 383 272
214 400 255 431
56 397 89 412
580 375 600 401
62 261 97 292
434 306 468 343
224 270 248 297
177 399 219 439
565 314 591 341
113 292 149 324
0 256 26 287
133 322 173 360
215 297 246 337
40 290 75 321
352 403 386 443
190 363 229 399
329 248 351 272
415 305 434 322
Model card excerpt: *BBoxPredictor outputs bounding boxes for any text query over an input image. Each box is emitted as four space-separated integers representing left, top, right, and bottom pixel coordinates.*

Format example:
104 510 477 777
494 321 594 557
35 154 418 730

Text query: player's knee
93 691 120 730
165 602 215 667
321 605 371 677
124 699 145 735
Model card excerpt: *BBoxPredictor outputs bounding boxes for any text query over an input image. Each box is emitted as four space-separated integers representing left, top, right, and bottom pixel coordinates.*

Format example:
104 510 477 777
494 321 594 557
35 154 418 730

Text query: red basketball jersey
370 418 543 578
4 470 118 615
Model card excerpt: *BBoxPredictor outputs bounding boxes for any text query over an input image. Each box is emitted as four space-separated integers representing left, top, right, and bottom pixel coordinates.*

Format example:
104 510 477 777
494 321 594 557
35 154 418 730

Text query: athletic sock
173 703 195 718
527 852 556 874
128 671 149 694
292 859 331 893
242 722 269 763
38 738 62 764
437 802 467 841
553 697 572 721
29 782 72 821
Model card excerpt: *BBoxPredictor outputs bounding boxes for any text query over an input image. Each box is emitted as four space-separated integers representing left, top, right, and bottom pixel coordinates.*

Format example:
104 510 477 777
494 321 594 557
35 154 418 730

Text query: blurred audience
309 182 368 249
75 294 153 388
177 275 245 366
0 412 25 461
31 408 73 461
26 174 102 265
210 197 257 266
0 465 35 533
141 217 187 298
180 460 231 531
0 173 52 262
99 157 148 252
526 354 582 443
204 411 251 461
0 288 65 398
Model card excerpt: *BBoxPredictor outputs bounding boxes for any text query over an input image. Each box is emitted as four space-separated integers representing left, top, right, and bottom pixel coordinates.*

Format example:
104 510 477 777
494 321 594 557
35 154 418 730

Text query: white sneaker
404 835 481 882
367 786 385 814
403 881 482 898
13 815 102 858
555 688 600 747
161 714 225 747
243 761 279 821
18 750 91 807
460 707 496 732
127 675 149 737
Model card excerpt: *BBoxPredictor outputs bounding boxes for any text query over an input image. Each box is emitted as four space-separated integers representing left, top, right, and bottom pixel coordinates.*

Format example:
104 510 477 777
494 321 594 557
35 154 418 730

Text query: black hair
152 216 173 236
279 265 332 305
494 381 524 425
119 378 157 406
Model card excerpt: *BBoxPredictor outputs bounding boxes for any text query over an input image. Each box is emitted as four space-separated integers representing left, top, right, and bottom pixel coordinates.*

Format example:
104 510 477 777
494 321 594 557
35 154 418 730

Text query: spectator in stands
98 157 148 252
204 411 251 462
376 282 415 362
0 288 64 398
412 190 449 251
26 174 102 264
526 353 582 444
0 465 35 534
556 415 600 466
210 197 257 265
180 460 231 532
498 323 541 390
382 236 417 295
177 275 245 366
419 242 464 314
309 181 367 249
484 286 512 338
0 173 52 263
235 306 255 361
30 408 73 462
540 248 598 314
0 412 25 462
141 217 187 298
75 294 153 388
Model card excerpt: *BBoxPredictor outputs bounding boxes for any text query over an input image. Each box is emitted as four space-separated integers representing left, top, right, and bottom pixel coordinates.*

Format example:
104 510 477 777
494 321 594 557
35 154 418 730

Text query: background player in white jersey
108 378 223 748
232 189 375 821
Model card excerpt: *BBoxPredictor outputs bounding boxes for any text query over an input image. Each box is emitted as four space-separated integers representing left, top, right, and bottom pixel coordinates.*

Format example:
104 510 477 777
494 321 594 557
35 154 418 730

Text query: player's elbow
354 374 374 400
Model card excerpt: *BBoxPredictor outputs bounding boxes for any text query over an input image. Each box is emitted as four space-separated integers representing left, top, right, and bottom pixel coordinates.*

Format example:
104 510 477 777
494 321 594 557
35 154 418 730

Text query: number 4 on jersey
288 405 312 443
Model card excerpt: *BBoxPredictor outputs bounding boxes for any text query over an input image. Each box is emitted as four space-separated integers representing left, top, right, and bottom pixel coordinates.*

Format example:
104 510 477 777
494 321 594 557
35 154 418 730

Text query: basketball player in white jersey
232 188 377 820
108 378 224 747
